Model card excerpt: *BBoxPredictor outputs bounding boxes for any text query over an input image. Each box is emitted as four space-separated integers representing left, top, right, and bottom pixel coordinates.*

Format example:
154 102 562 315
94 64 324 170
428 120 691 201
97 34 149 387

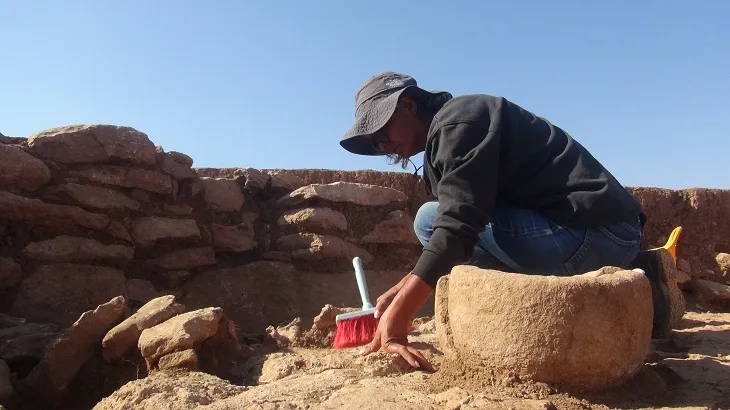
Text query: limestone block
11 264 127 327
23 236 134 263
274 233 373 263
23 296 126 400
435 266 653 392
27 124 156 165
274 181 407 209
49 183 140 211
360 210 419 245
0 191 109 231
278 207 347 232
70 166 173 194
102 295 186 362
0 144 50 191
198 178 244 212
131 216 201 248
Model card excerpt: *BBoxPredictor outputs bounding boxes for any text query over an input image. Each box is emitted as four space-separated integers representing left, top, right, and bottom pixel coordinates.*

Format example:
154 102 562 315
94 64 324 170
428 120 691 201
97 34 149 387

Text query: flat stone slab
274 181 407 209
435 266 653 392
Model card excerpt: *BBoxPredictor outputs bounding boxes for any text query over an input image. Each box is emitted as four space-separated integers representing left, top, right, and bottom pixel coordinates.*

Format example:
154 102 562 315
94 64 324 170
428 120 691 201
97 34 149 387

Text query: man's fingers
360 337 380 356
409 348 437 372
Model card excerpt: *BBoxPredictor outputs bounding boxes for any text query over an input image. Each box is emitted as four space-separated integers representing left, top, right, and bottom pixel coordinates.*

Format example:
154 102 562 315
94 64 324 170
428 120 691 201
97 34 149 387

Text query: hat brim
339 87 410 156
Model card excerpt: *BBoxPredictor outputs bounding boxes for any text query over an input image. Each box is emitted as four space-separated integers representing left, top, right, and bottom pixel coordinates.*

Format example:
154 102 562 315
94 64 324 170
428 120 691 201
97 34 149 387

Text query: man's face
372 97 426 158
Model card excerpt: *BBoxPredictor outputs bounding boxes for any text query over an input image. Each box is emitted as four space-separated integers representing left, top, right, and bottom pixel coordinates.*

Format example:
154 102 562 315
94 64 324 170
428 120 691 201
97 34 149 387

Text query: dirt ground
94 296 730 410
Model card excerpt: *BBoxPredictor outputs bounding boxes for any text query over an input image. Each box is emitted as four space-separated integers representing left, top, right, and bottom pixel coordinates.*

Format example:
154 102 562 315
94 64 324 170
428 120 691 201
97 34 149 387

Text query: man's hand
360 274 437 372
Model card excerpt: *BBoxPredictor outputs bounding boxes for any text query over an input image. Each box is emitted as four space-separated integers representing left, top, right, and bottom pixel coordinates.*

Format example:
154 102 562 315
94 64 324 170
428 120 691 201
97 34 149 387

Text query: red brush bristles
332 314 379 349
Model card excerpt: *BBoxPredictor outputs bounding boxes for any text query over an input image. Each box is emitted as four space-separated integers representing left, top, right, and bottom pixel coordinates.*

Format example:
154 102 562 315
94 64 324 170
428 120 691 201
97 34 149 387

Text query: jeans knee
414 201 438 246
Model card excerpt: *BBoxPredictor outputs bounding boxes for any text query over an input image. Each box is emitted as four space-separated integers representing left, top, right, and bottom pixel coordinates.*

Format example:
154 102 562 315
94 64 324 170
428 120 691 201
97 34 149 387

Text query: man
339 72 684 371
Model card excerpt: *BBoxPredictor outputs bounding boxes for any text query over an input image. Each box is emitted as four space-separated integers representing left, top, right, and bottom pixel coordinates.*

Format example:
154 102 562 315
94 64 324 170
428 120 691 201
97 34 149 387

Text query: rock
676 270 691 288
677 258 691 274
275 181 407 209
182 261 301 334
434 266 653 392
162 203 193 216
0 322 59 365
160 153 195 180
717 253 729 275
265 318 303 349
0 359 12 405
23 296 126 400
137 307 223 369
91 371 246 410
198 178 244 212
692 279 730 309
27 124 156 165
0 144 51 191
148 247 216 270
278 207 348 232
354 350 411 377
0 191 109 231
168 151 193 167
274 233 373 263
158 349 199 371
0 314 26 329
234 168 270 190
360 210 419 244
0 258 21 290
126 279 161 305
48 183 140 212
70 166 173 195
211 214 257 252
266 170 306 191
158 270 193 288
102 295 186 362
131 217 201 248
11 264 127 327
106 220 132 242
23 236 134 263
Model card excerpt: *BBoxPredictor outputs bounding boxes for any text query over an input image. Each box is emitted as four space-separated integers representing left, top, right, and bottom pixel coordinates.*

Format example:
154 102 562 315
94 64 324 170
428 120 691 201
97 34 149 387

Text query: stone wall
1 124 729 339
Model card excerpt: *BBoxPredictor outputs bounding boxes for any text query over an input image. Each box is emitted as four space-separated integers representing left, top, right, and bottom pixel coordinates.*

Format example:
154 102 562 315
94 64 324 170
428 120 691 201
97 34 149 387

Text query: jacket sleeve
412 119 502 288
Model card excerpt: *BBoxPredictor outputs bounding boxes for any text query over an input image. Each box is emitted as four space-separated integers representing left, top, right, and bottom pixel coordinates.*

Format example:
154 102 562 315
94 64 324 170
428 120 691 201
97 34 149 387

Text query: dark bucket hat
340 72 436 156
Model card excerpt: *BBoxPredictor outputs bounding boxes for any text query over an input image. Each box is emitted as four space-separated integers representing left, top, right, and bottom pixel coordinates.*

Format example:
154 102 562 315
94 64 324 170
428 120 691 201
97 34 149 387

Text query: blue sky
1 1 727 189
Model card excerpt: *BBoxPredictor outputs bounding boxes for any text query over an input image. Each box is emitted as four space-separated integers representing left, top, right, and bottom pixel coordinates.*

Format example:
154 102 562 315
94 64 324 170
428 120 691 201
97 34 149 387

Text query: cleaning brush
332 256 378 349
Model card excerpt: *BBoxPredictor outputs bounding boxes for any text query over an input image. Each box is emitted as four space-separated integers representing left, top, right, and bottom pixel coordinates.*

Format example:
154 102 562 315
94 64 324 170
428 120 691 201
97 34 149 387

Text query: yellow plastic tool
650 226 682 264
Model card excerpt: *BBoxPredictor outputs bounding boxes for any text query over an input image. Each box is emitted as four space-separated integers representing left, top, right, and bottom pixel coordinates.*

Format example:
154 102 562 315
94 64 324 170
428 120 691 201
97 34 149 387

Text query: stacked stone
270 181 420 271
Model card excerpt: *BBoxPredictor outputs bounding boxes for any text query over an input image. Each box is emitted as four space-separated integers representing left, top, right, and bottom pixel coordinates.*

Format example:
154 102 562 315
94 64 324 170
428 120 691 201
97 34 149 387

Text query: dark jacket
413 94 644 287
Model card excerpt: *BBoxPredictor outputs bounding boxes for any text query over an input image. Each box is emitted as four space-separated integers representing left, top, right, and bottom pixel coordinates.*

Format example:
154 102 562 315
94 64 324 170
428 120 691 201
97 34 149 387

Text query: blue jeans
414 201 643 276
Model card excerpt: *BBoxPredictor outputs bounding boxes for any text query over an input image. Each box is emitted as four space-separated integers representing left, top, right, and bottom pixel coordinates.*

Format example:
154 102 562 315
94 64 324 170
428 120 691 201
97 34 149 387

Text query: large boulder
0 144 50 191
11 264 127 327
182 261 301 334
434 266 653 392
23 297 127 401
92 371 246 410
27 125 156 165
137 307 243 377
0 319 60 366
102 295 186 362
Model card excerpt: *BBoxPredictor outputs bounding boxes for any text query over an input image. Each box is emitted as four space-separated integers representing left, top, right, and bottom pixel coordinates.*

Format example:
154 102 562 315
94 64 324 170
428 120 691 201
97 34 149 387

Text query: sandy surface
94 303 730 410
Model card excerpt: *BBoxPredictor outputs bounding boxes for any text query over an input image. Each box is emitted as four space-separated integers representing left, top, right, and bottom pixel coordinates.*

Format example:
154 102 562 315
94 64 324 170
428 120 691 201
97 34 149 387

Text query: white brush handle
352 256 373 310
